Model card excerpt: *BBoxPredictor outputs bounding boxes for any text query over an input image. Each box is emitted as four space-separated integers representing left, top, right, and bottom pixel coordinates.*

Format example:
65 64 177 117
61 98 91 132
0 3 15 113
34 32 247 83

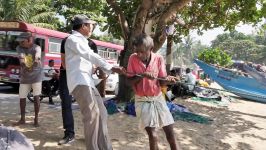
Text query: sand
1 88 266 150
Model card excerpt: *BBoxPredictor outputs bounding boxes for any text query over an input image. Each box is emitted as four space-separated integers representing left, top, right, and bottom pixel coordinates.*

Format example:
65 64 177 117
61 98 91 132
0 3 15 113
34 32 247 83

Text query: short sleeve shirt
127 52 167 96
17 44 42 84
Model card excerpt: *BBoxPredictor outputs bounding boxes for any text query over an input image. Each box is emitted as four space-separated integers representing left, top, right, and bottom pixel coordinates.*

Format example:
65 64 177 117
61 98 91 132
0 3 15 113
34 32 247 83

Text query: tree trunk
166 35 173 73
116 41 135 102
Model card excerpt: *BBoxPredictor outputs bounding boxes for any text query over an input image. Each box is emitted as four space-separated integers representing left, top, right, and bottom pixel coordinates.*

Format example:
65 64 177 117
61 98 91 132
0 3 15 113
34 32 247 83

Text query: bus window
35 38 45 52
48 37 62 53
0 31 23 51
109 51 118 60
98 46 108 59
107 49 118 60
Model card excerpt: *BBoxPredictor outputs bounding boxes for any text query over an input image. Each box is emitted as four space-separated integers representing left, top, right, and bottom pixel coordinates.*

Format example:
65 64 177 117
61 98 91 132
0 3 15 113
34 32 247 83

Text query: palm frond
30 12 57 23
0 0 16 20
16 7 31 21
32 23 56 30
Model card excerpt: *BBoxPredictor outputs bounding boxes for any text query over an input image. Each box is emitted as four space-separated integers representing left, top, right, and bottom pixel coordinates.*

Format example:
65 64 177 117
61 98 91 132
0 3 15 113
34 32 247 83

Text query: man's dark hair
72 24 83 31
88 39 98 53
49 59 54 63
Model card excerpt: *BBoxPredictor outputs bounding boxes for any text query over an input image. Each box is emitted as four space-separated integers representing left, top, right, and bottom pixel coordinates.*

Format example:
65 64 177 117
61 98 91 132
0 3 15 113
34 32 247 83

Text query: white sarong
135 93 174 129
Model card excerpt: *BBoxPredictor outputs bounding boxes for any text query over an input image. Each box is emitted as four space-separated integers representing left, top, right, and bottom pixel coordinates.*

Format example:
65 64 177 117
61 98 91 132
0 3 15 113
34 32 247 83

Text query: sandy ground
1 85 266 150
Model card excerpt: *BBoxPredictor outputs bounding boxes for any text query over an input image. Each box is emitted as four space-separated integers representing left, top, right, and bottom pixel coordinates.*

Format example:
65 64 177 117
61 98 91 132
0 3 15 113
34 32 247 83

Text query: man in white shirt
43 59 59 105
64 14 125 150
183 68 196 92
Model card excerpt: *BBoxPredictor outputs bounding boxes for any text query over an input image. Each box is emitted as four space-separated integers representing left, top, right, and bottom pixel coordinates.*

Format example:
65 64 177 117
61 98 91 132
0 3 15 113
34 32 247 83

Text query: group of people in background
247 62 266 73
13 14 182 150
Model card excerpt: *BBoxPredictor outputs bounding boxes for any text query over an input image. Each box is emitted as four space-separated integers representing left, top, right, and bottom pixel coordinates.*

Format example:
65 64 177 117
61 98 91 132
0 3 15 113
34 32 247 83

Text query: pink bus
0 21 123 87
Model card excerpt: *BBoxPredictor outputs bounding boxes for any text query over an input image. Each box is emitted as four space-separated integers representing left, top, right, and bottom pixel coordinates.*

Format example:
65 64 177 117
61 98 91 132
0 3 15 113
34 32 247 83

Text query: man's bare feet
13 119 25 126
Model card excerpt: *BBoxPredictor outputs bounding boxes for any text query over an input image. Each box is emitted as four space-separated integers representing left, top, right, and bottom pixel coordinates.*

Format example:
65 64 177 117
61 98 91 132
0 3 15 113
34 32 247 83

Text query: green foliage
102 0 265 44
198 48 232 66
211 30 266 63
102 1 140 39
54 0 106 32
0 0 61 29
211 30 253 47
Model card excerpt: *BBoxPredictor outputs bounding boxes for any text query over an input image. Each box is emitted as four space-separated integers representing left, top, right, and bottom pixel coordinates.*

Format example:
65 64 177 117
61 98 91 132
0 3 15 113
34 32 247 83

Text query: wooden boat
194 59 266 103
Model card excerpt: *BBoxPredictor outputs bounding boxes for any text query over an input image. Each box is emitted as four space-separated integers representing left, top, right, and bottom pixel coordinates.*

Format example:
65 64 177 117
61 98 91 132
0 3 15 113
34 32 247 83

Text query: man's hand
111 66 126 75
53 72 59 79
21 63 26 68
33 59 41 67
21 63 32 72
165 75 179 84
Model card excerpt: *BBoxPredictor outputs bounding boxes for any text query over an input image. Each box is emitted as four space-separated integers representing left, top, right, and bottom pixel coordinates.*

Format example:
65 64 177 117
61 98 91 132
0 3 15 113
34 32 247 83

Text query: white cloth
135 93 174 129
184 72 196 91
19 82 42 98
65 31 113 93
42 66 55 81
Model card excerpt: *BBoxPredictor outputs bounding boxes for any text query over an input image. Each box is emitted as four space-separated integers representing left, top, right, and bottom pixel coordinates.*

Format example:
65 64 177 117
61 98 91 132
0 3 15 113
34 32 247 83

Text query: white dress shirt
65 31 113 93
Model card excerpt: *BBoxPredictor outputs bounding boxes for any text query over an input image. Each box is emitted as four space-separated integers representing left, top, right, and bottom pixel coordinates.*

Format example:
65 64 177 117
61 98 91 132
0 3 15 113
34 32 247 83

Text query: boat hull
194 59 266 103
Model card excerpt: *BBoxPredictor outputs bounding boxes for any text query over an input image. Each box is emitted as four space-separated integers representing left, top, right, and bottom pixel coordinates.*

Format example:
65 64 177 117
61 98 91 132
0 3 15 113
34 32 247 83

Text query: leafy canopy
211 30 266 63
198 48 232 67
0 0 61 29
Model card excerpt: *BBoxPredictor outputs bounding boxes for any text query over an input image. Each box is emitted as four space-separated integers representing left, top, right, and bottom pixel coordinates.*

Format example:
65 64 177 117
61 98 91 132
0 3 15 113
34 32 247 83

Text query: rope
27 69 265 99
126 73 266 99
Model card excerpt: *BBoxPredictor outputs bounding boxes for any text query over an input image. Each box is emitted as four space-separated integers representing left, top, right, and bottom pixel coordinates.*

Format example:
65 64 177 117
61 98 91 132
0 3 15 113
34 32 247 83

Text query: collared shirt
65 31 113 93
127 52 167 96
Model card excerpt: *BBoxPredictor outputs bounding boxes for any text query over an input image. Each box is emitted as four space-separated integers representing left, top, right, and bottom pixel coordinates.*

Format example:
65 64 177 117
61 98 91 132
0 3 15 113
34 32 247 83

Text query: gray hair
132 34 154 51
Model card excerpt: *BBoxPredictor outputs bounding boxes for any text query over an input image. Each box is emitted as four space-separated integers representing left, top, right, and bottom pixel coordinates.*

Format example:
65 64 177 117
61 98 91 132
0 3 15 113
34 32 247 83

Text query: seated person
181 68 196 94
43 59 59 104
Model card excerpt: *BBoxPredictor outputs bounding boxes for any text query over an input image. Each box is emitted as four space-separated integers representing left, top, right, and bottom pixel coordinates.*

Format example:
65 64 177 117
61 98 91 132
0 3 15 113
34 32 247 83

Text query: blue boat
194 59 266 103
243 65 266 88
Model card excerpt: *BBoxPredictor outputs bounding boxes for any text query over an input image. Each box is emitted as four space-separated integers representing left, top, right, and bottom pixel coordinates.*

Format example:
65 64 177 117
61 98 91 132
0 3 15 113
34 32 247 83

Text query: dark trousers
59 70 75 137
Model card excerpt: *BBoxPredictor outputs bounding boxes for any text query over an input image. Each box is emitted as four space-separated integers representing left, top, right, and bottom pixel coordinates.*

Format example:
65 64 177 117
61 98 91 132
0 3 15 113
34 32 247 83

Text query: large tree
54 0 106 32
102 0 265 101
211 30 266 63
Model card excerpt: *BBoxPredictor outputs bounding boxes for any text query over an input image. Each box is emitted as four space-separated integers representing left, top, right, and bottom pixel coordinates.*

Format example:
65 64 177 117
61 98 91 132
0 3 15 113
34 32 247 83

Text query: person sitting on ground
181 68 196 94
43 59 59 105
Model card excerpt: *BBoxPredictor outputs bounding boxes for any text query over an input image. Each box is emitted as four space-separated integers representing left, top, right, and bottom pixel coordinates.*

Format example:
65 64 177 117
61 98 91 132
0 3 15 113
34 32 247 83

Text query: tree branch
106 0 129 39
131 0 154 37
153 0 194 51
